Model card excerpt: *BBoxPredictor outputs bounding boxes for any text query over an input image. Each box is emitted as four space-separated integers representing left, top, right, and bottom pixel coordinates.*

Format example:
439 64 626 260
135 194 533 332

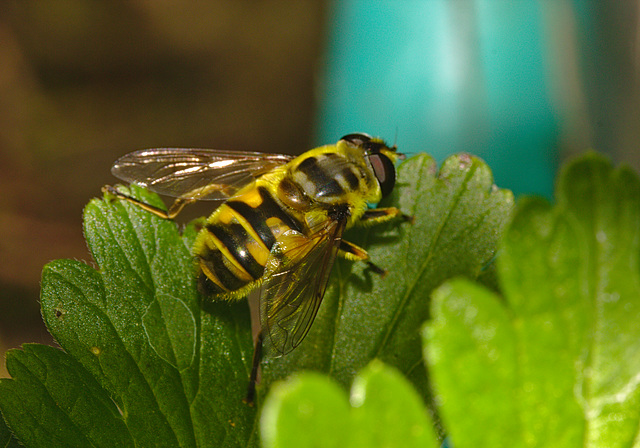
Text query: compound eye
340 133 372 147
370 153 396 197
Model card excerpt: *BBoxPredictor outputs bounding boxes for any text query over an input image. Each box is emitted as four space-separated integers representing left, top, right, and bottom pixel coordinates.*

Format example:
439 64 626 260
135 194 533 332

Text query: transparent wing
259 216 347 356
111 148 293 200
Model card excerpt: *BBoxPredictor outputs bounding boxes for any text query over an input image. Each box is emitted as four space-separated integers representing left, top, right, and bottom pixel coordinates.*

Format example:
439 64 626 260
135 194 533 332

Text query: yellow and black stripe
293 153 364 200
195 185 305 297
195 150 371 298
192 137 403 301
104 132 407 404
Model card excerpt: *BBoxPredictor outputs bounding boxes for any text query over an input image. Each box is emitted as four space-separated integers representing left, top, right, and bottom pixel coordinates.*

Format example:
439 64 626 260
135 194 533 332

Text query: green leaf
1 185 257 448
424 153 640 447
262 153 514 401
0 344 133 448
0 152 512 446
261 373 350 448
261 360 440 448
348 360 440 447
143 293 197 371
0 410 21 448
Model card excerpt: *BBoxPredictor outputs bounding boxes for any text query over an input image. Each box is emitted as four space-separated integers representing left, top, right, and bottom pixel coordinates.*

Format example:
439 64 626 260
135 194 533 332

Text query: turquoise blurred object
315 1 559 198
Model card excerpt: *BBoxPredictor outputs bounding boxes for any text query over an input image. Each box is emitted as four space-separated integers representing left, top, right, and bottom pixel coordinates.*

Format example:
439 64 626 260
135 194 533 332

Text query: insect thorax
284 147 380 217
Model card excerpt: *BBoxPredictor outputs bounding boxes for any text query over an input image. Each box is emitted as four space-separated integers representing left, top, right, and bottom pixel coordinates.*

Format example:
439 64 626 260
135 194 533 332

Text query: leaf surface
0 152 513 446
263 153 514 400
2 186 256 448
261 360 440 448
424 153 640 447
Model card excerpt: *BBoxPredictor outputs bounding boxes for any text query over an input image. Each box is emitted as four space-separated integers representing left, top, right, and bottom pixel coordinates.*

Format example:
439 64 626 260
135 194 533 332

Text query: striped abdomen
195 150 376 298
195 183 304 298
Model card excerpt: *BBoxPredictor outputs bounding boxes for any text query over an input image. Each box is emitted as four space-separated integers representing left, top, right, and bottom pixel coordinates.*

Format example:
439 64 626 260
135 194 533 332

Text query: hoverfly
103 133 410 403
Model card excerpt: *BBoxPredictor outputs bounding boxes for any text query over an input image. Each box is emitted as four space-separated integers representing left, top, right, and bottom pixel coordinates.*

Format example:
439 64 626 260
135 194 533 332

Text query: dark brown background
0 1 326 375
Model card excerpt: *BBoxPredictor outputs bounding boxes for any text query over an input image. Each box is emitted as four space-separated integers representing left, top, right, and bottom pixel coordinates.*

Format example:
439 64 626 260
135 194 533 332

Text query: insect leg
359 207 413 225
101 185 193 219
341 207 412 276
244 330 264 405
339 240 387 276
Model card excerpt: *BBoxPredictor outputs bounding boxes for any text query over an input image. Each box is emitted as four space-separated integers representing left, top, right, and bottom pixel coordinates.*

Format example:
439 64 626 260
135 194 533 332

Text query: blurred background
0 0 638 376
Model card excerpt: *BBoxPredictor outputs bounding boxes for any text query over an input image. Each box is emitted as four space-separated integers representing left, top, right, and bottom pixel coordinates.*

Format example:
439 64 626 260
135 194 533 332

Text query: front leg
340 206 412 275
359 207 413 225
